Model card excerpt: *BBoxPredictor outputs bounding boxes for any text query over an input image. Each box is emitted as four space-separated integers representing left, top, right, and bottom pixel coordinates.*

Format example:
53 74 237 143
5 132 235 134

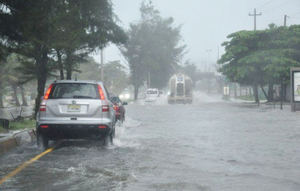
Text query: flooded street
1 96 300 191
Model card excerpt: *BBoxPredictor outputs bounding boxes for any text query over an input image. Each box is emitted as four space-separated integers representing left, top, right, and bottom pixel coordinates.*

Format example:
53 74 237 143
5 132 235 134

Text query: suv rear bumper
37 124 112 140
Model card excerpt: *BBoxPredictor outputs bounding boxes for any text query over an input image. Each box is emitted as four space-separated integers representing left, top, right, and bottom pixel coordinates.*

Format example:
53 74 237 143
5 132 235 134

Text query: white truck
168 74 193 104
145 88 160 103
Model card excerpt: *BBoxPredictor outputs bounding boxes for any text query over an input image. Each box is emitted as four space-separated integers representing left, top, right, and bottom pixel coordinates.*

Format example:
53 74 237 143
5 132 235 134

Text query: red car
110 96 127 122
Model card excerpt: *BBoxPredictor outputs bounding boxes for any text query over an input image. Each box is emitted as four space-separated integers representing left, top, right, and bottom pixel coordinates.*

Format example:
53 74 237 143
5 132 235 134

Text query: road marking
0 147 54 185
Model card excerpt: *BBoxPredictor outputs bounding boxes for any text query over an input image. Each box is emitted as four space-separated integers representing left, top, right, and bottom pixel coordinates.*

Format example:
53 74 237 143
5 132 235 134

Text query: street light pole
284 14 289 27
280 15 289 110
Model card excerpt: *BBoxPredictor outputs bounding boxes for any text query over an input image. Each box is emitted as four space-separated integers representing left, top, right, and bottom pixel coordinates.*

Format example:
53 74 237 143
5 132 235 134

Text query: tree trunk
280 78 285 110
267 83 273 102
234 84 237 98
34 47 48 116
260 85 268 102
12 85 20 106
20 85 28 106
56 49 64 80
134 85 139 100
239 85 242 96
283 84 287 101
0 81 3 108
66 50 73 80
253 84 259 104
0 93 3 108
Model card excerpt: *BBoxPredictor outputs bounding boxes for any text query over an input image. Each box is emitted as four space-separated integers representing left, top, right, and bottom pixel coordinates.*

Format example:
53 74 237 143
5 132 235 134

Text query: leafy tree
179 61 199 83
50 0 127 80
0 0 126 114
77 58 128 95
219 25 300 103
77 57 102 82
102 61 129 95
218 30 264 103
121 1 185 99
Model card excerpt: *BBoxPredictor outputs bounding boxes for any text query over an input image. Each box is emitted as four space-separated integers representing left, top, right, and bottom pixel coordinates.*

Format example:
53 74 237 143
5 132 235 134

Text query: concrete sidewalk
0 129 36 155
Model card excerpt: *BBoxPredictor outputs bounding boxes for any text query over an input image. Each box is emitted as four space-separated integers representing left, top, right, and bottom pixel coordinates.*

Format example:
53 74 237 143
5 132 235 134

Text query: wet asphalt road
1 96 300 191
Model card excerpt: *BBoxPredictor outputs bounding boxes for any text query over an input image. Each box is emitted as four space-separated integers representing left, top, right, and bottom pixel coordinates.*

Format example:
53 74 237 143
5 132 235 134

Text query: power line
290 16 300 20
259 0 274 9
290 11 300 17
259 0 292 14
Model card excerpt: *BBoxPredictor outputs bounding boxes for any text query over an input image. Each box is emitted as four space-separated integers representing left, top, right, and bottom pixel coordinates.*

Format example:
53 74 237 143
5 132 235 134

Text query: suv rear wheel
103 130 114 146
37 132 49 150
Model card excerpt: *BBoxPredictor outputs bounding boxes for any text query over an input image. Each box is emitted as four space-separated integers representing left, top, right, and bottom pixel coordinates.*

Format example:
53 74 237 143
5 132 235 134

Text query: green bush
9 119 36 130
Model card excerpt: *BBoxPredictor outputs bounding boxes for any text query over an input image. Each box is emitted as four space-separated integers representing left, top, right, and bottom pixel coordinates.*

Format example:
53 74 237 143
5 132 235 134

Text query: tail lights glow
102 105 109 112
40 125 49 129
44 84 53 100
39 104 46 112
98 125 107 129
113 105 119 112
97 85 105 100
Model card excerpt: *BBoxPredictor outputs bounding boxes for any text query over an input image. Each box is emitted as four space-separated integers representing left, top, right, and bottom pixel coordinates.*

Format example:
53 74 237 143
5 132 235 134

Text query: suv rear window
49 83 100 99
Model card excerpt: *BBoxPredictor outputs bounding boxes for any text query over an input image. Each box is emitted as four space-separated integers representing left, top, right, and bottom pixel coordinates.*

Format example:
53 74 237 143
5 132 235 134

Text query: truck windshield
147 90 158 94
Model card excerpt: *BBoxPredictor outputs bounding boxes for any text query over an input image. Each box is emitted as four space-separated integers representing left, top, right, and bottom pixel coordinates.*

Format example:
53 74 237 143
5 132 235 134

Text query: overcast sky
95 0 300 70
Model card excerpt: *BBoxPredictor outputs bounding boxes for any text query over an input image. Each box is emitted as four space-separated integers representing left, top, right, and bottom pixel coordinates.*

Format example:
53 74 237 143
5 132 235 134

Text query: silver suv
36 80 115 149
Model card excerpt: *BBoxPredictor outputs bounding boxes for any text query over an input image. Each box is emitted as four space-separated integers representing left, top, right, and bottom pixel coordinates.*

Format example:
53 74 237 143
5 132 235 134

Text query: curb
0 129 36 155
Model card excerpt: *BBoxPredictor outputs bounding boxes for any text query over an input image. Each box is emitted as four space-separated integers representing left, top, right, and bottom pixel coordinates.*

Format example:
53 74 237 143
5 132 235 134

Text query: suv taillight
97 85 105 100
44 84 53 100
102 105 109 112
40 102 46 112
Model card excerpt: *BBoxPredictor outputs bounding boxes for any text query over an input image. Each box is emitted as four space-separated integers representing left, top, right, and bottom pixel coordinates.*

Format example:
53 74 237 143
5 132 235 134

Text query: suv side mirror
123 102 128 105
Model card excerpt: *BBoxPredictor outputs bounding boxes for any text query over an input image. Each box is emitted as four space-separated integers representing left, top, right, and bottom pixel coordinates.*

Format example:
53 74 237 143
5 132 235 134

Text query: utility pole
148 72 151 88
100 48 104 82
249 8 262 105
249 8 262 31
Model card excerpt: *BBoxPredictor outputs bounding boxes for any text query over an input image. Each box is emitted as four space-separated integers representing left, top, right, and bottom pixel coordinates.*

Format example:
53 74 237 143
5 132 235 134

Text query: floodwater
1 93 300 191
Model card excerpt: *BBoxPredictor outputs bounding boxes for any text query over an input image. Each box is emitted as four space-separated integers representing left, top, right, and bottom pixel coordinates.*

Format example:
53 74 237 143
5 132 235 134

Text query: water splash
112 118 141 148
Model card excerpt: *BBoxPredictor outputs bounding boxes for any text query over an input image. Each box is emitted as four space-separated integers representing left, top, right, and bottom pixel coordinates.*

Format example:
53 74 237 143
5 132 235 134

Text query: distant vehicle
168 74 193 104
145 88 160 102
110 96 127 122
119 89 133 102
36 80 116 150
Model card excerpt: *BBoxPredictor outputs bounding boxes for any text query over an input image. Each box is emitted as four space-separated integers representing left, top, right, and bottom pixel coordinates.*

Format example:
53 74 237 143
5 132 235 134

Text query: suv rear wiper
73 95 94 99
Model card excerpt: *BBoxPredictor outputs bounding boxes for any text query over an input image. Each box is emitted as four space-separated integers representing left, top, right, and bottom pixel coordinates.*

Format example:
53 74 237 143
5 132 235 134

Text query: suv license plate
68 104 81 112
